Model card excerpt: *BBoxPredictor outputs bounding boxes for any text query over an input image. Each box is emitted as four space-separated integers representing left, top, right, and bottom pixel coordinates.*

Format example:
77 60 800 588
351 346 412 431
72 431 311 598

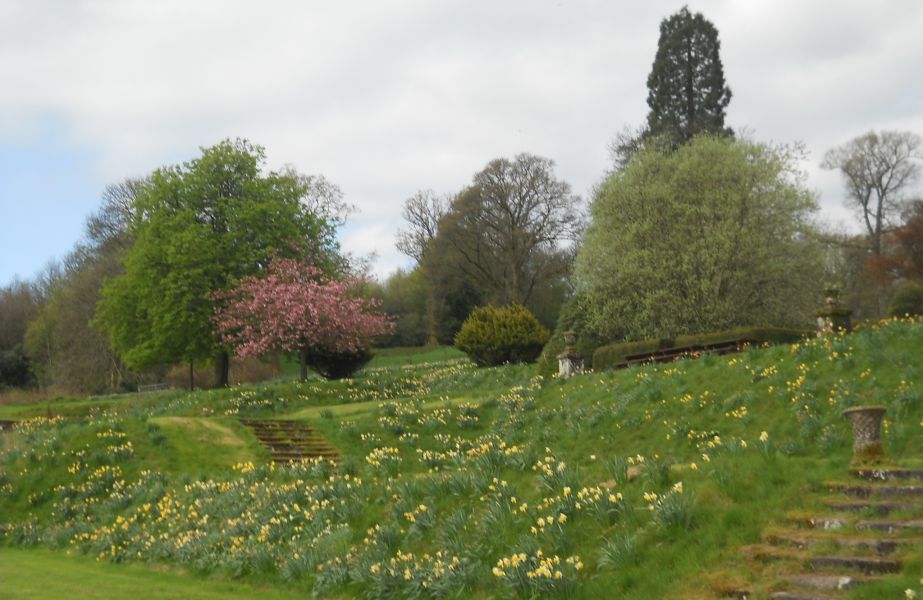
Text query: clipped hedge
455 304 550 367
592 326 810 372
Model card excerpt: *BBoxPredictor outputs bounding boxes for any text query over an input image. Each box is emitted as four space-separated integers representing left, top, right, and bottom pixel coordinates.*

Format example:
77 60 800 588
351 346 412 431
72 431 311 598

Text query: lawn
0 547 307 599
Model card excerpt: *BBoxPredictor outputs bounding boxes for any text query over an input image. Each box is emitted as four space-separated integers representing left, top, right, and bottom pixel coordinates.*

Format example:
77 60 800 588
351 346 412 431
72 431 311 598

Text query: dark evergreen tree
645 6 732 146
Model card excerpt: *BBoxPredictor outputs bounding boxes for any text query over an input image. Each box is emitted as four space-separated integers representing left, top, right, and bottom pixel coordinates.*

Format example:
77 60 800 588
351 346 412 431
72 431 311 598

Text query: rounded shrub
454 304 550 367
305 348 373 380
888 282 923 318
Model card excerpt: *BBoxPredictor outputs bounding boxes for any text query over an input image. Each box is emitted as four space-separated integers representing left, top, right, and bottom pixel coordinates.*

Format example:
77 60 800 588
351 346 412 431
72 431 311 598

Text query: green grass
0 547 307 599
1 319 922 598
276 345 466 378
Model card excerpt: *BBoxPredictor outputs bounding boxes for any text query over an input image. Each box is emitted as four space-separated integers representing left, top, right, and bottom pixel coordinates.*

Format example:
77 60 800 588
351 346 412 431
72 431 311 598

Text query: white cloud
1 0 922 280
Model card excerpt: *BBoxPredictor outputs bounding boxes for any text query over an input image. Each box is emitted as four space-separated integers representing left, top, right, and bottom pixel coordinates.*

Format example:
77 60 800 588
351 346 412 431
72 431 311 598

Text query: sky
1 0 922 286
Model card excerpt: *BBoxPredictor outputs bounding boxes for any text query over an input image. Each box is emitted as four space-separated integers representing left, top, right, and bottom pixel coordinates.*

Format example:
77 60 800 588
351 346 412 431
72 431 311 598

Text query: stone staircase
714 467 923 599
239 418 340 464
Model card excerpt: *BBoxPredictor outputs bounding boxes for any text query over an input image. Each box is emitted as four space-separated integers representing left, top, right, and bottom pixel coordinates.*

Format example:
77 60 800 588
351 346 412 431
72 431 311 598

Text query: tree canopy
822 130 922 256
96 139 339 386
575 135 823 342
645 6 732 147
437 153 582 307
214 255 392 380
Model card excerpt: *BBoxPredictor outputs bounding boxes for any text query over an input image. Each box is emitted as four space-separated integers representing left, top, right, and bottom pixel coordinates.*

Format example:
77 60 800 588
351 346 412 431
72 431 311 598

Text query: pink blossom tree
213 256 393 380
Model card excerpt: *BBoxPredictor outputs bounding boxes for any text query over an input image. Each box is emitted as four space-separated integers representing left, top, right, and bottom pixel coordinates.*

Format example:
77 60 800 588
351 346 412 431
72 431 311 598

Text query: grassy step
808 555 901 575
854 519 923 533
777 574 877 592
825 482 923 499
850 468 923 482
765 530 918 555
822 500 919 516
786 514 848 531
770 592 844 600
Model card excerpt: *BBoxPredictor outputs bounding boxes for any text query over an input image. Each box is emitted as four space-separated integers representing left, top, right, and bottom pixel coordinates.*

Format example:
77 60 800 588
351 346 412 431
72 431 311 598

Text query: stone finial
557 331 584 378
817 286 852 337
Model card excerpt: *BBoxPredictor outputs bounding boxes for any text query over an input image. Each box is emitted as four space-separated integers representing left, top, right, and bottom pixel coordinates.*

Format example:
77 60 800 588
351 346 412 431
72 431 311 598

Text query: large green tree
645 6 732 147
96 139 338 388
575 135 823 342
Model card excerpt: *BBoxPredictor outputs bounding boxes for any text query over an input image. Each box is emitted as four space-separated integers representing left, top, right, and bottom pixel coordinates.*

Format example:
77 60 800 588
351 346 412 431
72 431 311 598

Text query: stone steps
707 464 922 600
765 530 920 555
239 418 340 463
850 468 923 481
824 481 923 498
821 499 919 516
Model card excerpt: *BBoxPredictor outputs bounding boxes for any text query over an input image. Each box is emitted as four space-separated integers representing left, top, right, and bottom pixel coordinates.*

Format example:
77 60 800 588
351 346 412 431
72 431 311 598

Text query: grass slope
1 321 922 598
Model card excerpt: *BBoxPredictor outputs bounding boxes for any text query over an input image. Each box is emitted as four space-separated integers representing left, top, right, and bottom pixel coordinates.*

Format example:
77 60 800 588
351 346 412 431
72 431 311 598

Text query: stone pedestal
817 287 852 337
842 406 886 464
557 331 584 379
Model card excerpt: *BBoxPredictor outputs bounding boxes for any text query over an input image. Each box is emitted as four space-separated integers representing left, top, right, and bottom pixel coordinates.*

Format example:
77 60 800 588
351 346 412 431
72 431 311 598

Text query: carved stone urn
842 405 887 464
557 331 584 379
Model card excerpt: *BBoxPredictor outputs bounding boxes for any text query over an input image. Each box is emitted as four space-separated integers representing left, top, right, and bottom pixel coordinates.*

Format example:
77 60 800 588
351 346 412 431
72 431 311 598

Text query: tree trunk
425 278 440 346
299 348 309 382
214 351 230 388
188 360 194 391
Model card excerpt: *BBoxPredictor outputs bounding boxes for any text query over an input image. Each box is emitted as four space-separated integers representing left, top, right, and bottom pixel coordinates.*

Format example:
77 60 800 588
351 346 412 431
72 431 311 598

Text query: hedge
592 326 811 372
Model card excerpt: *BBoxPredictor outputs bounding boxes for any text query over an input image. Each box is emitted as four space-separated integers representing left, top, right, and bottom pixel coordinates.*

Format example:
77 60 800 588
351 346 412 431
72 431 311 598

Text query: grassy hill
1 321 922 598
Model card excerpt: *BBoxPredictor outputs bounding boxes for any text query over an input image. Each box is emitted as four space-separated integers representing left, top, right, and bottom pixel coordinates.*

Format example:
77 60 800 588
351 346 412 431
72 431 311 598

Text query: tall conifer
645 6 732 146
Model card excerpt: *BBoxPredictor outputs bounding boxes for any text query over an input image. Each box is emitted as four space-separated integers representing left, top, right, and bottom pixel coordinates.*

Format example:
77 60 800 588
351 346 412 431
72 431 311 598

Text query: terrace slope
1 319 921 598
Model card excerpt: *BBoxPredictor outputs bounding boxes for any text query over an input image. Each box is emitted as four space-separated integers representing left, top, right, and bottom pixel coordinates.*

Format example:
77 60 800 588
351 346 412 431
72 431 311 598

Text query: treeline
372 7 923 360
1 141 355 394
2 6 922 395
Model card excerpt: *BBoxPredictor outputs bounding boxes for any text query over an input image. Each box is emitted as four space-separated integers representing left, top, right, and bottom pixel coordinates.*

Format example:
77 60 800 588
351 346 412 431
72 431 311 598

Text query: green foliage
95 139 337 377
646 6 732 146
888 281 923 317
374 267 429 347
575 135 824 343
454 305 550 367
592 327 809 372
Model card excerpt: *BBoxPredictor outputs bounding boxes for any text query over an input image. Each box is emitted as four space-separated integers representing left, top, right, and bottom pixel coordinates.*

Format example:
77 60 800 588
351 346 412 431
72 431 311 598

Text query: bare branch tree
440 153 582 306
85 178 144 250
396 189 448 264
823 130 922 255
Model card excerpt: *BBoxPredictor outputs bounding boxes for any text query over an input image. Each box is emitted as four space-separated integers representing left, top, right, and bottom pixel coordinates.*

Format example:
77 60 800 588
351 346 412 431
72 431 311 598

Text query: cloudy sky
2 0 922 286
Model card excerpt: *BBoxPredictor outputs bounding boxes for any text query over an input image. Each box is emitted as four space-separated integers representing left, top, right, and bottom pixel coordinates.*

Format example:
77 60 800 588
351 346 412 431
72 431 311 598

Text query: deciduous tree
213 255 392 380
438 153 582 307
396 190 449 345
822 130 922 256
576 135 823 342
96 139 339 388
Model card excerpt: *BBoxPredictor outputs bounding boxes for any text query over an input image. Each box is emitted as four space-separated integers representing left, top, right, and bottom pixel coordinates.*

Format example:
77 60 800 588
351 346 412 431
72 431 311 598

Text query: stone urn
816 286 852 337
557 331 584 379
842 406 887 464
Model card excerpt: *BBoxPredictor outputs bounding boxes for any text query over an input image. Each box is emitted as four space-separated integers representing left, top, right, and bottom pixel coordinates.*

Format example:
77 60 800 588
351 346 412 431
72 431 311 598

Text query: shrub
304 348 373 380
455 305 550 367
888 282 923 318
